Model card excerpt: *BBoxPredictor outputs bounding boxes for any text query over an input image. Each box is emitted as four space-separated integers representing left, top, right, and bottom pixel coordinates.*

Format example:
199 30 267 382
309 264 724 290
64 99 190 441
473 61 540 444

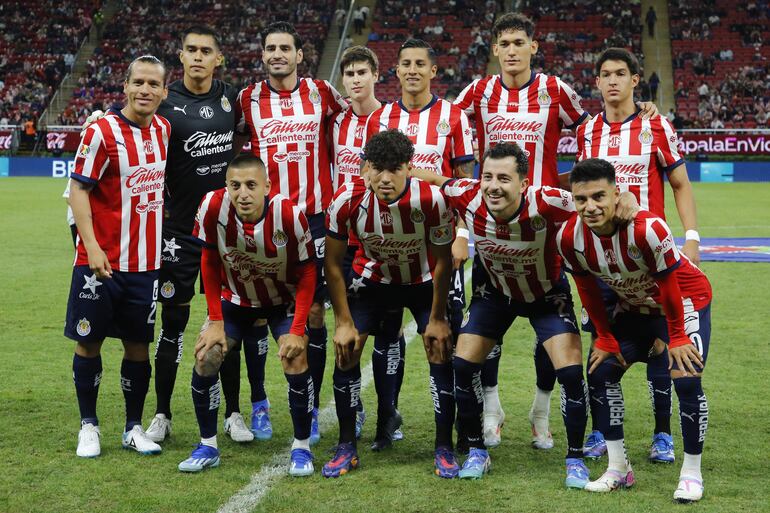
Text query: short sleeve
325 184 353 240
638 215 681 276
557 78 588 129
235 86 250 136
453 80 477 116
428 191 454 246
555 220 589 275
294 208 315 263
73 124 109 183
451 108 475 163
538 186 576 225
322 80 349 117
655 117 685 172
193 191 220 248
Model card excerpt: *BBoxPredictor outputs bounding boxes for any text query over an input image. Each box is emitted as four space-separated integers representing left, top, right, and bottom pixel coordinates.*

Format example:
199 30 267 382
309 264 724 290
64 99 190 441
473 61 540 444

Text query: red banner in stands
0 130 13 151
46 130 81 152
558 133 770 155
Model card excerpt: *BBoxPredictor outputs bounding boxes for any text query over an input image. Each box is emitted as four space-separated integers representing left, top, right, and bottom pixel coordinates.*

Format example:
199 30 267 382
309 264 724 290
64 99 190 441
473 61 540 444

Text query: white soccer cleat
673 476 704 503
483 408 505 448
528 407 553 450
224 412 254 443
122 425 162 455
584 466 636 493
76 423 101 458
145 414 172 443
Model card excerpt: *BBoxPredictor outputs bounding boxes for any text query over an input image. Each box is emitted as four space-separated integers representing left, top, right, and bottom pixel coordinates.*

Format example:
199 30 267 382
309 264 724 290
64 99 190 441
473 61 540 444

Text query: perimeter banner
558 133 770 155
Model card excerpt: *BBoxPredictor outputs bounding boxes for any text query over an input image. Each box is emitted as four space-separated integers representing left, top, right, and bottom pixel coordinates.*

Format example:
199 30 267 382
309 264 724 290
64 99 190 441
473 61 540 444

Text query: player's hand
451 236 469 270
85 243 112 278
194 320 227 361
614 192 640 223
333 323 359 368
423 318 453 362
669 341 703 376
80 109 105 137
588 346 627 374
636 101 659 119
278 333 307 361
682 240 701 266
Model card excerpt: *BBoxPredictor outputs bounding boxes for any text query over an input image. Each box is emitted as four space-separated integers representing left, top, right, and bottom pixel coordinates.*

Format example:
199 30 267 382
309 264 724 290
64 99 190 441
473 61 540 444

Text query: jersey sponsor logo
163 237 182 262
79 274 102 300
530 215 546 232
280 97 294 109
436 119 451 136
196 165 210 175
182 130 234 158
639 128 654 145
223 249 282 281
125 166 165 195
160 280 176 298
259 119 320 144
135 199 163 214
143 139 154 154
379 211 393 226
430 224 453 245
404 123 420 137
273 150 311 163
199 106 214 119
314 237 325 258
308 89 322 105
604 249 618 265
410 151 442 169
475 239 540 264
485 115 543 144
537 88 552 106
76 318 92 337
410 208 426 224
174 105 188 115
655 236 674 254
272 229 288 247
335 148 361 170
77 143 90 158
221 96 232 112
361 233 422 252
627 245 643 259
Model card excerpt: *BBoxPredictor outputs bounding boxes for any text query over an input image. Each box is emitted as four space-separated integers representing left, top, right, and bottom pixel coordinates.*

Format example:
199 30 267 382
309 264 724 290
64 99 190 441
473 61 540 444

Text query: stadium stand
0 1 98 126
669 0 769 128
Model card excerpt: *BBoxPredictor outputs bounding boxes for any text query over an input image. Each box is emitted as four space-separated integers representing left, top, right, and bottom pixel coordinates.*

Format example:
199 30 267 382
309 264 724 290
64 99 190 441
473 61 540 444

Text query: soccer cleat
649 432 675 463
145 414 172 443
458 448 491 479
250 400 273 441
76 423 101 458
122 425 162 455
528 408 554 450
583 430 607 459
370 410 403 451
309 408 321 446
289 448 314 477
178 443 220 472
322 442 359 478
224 412 255 443
565 458 590 489
434 446 460 479
673 476 704 503
483 408 505 448
584 467 635 493
355 406 366 440
392 428 404 441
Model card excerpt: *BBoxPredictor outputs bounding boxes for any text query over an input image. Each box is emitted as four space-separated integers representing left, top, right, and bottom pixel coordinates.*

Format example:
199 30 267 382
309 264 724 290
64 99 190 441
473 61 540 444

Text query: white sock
201 435 217 449
606 439 629 472
531 387 552 417
680 453 702 481
292 438 311 451
483 385 502 414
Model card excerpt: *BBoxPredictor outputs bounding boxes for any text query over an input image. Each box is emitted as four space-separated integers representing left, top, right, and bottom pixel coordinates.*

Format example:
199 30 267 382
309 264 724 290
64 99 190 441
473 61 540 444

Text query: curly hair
362 129 414 171
483 142 529 179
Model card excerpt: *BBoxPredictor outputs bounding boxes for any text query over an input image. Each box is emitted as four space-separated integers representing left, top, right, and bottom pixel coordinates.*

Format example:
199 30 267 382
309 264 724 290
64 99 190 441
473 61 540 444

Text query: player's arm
572 274 627 372
278 260 317 361
425 239 453 361
654 270 703 376
195 245 228 360
668 164 700 265
614 191 641 223
325 235 359 367
68 179 112 278
409 165 450 185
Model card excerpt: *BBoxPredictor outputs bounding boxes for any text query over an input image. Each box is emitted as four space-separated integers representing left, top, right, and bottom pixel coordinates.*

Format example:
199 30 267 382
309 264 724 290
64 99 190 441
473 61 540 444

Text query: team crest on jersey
77 143 90 158
604 249 617 265
380 211 393 226
309 90 322 105
461 310 470 328
160 280 176 299
436 119 451 136
581 307 589 326
638 128 653 145
627 245 643 259
199 106 214 119
141 140 154 154
608 135 622 148
537 88 552 106
404 123 420 137
530 215 546 232
355 124 365 140
272 230 288 247
76 318 91 337
410 208 426 223
221 96 232 112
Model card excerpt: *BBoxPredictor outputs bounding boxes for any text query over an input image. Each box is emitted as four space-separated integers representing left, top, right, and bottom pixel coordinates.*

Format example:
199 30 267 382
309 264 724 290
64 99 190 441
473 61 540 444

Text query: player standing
577 48 700 461
237 21 348 445
322 130 456 478
557 158 711 502
67 55 170 458
178 155 318 475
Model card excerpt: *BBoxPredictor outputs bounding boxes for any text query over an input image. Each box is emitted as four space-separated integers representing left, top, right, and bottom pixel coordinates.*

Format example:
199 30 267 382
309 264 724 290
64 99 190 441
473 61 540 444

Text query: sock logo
386 343 400 375
349 378 361 409
209 382 221 411
697 393 708 443
258 337 269 356
120 377 132 392
606 383 624 426
306 376 315 414
94 371 103 388
429 376 441 414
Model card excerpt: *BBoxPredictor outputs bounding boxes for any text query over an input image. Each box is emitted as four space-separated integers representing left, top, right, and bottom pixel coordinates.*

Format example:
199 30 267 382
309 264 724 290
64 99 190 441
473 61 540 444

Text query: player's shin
588 361 628 471
556 365 589 458
429 362 456 449
333 364 362 444
154 304 190 417
533 341 556 415
219 344 241 417
673 376 708 478
453 356 484 449
394 334 406 408
286 370 314 443
372 334 399 419
73 354 102 425
121 359 151 431
243 323 269 404
307 325 328 409
481 344 501 409
647 347 672 434
191 368 221 442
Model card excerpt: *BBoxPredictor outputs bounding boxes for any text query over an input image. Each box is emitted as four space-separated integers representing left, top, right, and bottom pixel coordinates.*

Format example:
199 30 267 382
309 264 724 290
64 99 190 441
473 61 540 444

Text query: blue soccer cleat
434 446 460 479
250 399 273 441
310 407 321 446
322 442 359 478
458 448 491 479
583 430 607 459
178 444 220 472
289 448 314 477
565 457 590 489
649 432 675 463
355 405 366 440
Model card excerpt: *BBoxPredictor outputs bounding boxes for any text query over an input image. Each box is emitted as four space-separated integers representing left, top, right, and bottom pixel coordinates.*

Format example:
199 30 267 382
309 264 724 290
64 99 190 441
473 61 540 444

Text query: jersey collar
499 71 536 91
398 94 438 113
267 78 301 94
111 108 147 129
601 109 641 125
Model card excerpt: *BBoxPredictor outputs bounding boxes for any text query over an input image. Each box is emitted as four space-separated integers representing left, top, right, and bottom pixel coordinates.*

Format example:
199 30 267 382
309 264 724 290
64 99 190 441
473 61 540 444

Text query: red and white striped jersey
72 109 171 272
330 107 368 190
576 113 684 217
442 179 575 302
194 190 315 308
455 73 586 187
236 78 348 215
556 210 712 314
326 178 454 284
365 95 474 177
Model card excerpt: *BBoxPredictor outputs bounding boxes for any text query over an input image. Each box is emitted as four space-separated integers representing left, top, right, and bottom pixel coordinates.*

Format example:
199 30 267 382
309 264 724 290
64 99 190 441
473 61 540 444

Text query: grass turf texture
0 179 768 513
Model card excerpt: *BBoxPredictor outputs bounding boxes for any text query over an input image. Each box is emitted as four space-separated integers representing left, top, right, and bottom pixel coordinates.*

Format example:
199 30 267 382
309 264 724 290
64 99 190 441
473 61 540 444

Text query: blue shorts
347 273 432 336
222 300 297 344
580 277 617 335
460 262 579 344
158 230 202 305
607 304 712 371
64 265 159 344
307 213 327 303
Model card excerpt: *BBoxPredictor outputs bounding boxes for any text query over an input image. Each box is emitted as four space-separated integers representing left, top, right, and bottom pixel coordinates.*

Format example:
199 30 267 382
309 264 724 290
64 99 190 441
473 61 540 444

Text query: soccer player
417 142 590 486
454 12 657 448
576 48 700 461
66 55 170 458
143 25 255 445
557 158 711 502
178 155 318 475
237 21 348 444
322 130 456 478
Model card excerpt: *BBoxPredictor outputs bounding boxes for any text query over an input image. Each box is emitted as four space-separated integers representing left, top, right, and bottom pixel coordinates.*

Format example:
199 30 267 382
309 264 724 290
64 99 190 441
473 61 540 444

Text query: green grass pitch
0 179 768 513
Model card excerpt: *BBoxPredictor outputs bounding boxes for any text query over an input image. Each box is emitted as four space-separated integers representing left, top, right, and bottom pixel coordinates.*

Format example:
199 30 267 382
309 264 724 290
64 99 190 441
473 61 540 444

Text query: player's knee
554 364 583 385
588 359 625 386
308 302 325 328
197 345 223 377
75 341 103 358
122 341 150 361
281 352 308 374
670 368 702 380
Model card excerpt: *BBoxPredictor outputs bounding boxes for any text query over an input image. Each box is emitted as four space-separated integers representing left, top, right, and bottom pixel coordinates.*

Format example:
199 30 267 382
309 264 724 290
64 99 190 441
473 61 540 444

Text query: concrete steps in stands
641 0 675 113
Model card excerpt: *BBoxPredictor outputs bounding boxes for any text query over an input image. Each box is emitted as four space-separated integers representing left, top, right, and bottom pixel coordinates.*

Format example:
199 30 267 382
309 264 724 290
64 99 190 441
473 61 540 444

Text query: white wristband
685 230 700 242
456 228 470 240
